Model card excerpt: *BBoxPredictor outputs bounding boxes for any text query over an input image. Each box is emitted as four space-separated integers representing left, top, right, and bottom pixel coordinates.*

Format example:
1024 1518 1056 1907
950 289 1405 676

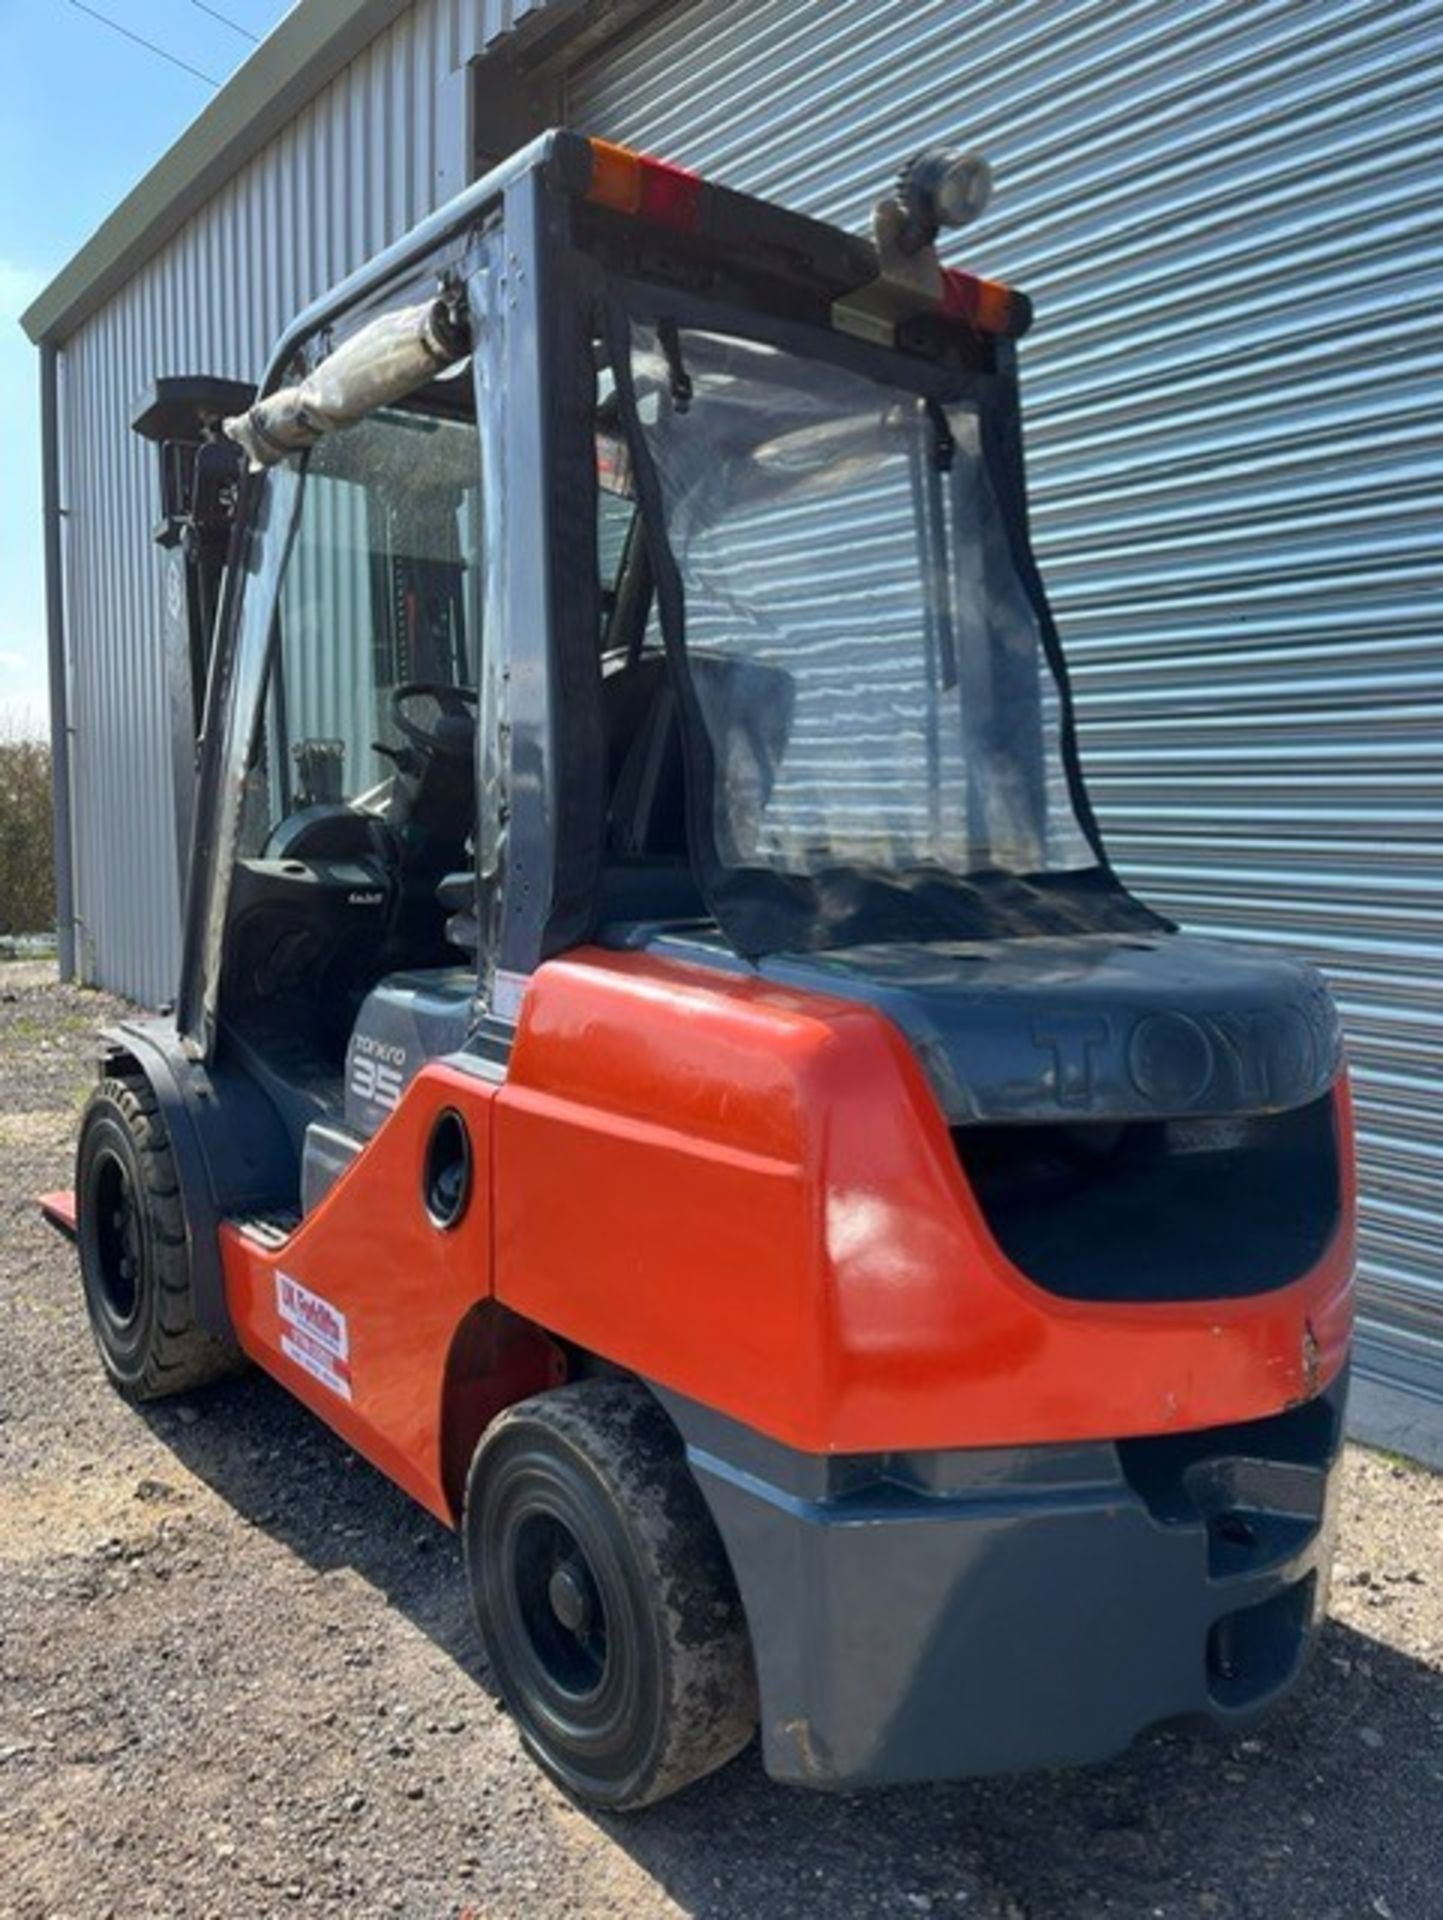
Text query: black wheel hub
547 1559 593 1636
90 1147 141 1326
513 1511 609 1697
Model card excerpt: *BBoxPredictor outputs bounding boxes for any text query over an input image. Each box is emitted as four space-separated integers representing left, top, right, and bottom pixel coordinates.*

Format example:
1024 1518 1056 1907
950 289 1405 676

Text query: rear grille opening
1207 1575 1316 1709
953 1094 1339 1303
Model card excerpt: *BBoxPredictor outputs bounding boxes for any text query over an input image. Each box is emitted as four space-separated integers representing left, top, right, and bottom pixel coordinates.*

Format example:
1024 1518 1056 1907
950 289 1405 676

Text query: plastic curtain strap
225 298 468 469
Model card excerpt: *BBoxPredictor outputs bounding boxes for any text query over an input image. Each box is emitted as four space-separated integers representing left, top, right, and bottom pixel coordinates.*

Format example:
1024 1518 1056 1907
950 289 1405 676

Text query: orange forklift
51 133 1354 1809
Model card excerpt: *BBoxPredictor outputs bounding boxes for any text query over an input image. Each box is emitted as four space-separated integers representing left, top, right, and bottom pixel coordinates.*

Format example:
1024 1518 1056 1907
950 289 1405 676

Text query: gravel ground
1 962 1440 1920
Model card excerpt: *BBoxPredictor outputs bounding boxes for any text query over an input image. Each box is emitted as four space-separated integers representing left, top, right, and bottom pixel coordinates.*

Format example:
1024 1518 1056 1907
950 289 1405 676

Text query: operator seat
599 649 795 925
435 650 797 947
434 649 692 953
605 651 796 863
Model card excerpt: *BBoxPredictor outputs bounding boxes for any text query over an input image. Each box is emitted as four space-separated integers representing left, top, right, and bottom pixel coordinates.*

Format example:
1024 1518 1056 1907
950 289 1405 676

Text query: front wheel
76 1076 241 1400
464 1380 757 1809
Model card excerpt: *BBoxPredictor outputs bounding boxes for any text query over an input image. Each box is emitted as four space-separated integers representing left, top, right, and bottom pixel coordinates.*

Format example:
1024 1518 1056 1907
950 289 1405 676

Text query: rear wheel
76 1076 241 1400
464 1379 757 1809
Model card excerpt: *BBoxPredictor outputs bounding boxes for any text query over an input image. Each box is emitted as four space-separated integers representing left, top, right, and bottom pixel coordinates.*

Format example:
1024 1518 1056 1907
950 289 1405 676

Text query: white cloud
0 622 48 728
0 261 49 318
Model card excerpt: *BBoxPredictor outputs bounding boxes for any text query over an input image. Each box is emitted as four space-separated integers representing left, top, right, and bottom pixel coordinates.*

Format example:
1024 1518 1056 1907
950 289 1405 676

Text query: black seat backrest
603 649 795 864
441 651 798 946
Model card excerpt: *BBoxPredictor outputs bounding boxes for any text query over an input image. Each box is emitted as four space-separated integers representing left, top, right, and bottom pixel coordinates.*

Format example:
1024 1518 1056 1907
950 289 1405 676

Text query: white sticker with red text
276 1272 352 1401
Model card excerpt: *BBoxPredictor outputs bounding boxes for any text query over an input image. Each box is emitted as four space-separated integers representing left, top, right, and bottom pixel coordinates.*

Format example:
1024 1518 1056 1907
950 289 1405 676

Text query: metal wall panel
57 0 547 1007
568 0 1443 1402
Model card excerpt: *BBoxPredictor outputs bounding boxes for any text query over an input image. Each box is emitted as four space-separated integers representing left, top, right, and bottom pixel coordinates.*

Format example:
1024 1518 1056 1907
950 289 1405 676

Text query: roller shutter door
567 0 1443 1422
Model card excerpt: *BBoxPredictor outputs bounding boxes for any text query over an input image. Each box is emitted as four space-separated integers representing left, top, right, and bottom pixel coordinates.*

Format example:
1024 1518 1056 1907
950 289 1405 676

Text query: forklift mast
131 376 253 890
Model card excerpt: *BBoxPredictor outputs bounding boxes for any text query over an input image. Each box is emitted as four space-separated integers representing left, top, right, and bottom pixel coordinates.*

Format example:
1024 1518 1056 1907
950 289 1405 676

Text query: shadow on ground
147 1369 1442 1920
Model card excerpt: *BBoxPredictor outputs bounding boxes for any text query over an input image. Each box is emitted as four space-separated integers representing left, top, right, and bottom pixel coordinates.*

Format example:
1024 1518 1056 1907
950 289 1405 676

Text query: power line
189 0 260 44
66 0 221 88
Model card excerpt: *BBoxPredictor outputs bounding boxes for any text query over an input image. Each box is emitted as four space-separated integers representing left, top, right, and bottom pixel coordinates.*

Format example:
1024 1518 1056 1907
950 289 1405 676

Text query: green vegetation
0 722 55 938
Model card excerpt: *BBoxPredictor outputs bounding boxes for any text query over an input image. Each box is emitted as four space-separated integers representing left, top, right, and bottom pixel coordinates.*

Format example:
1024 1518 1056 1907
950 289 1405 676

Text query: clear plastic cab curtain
184 461 305 1054
627 324 1094 887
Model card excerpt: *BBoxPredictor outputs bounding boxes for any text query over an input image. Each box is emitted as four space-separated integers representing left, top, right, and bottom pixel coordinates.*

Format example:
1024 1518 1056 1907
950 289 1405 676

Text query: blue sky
0 0 292 730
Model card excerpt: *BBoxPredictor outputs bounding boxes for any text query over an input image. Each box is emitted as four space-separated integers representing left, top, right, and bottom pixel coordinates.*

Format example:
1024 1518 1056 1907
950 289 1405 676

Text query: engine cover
647 929 1344 1126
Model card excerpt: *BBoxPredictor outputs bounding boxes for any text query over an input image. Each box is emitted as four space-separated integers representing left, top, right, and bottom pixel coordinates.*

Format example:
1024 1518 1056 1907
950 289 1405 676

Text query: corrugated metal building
24 0 1443 1454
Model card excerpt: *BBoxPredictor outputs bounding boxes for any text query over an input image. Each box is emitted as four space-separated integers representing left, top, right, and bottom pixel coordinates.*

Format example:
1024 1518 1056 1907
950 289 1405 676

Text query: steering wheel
389 682 479 761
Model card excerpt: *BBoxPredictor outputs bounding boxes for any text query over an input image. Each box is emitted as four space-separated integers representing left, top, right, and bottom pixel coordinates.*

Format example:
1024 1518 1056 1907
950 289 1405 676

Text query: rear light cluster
583 137 703 234
939 266 1029 338
556 131 1029 341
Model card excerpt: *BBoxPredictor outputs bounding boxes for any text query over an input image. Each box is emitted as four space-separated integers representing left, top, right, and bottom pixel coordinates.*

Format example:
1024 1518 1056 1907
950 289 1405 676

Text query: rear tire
76 1076 241 1400
464 1379 757 1809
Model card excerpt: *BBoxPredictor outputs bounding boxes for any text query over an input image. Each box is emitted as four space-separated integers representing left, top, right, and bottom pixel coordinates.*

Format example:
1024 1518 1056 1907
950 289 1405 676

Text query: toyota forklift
53 132 1354 1809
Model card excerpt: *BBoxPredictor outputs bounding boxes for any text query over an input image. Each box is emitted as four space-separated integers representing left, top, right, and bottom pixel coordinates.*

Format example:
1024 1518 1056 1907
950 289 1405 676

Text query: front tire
76 1076 241 1400
464 1380 757 1809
